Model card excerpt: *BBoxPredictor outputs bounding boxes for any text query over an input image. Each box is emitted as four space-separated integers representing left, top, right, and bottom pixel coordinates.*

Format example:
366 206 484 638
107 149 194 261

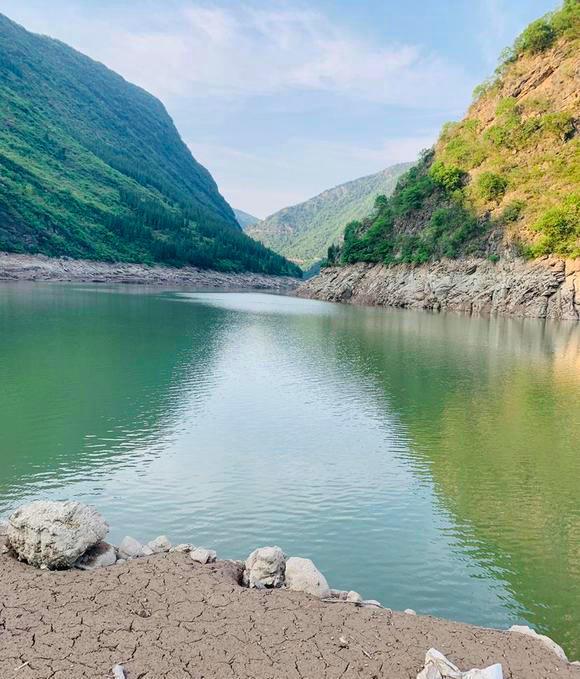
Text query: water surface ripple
0 284 579 656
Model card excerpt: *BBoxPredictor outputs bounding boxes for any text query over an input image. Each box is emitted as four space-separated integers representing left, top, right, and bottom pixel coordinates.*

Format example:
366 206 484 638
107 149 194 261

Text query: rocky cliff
297 257 580 321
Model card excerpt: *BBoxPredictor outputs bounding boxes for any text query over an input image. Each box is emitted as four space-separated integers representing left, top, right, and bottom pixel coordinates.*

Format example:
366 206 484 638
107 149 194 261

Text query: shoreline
1 550 578 679
0 252 300 291
1 501 578 679
297 258 580 321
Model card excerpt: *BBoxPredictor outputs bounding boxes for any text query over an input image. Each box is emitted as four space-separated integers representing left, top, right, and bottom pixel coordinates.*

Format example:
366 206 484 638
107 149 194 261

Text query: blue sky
0 0 559 216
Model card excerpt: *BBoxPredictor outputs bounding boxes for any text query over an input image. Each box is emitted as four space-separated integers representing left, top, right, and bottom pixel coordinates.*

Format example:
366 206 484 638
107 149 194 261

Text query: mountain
246 163 412 270
332 1 578 268
0 14 300 277
300 1 579 320
234 209 260 230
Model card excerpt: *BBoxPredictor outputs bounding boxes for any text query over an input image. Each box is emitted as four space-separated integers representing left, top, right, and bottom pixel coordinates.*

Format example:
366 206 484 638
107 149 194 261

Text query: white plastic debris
112 664 126 679
417 649 503 679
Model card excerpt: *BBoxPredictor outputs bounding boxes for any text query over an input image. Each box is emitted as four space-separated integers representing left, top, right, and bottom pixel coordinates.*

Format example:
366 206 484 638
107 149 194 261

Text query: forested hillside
332 1 578 268
247 164 411 270
0 14 300 276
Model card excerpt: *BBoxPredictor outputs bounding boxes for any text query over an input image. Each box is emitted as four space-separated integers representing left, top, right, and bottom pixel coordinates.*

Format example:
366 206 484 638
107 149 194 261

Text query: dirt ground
0 552 577 679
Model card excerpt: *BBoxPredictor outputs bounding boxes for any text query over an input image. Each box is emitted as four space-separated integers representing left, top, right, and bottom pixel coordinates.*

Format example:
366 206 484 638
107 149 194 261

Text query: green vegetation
329 2 578 269
0 14 300 276
246 163 412 270
334 154 485 267
476 172 508 202
529 194 580 258
483 0 579 89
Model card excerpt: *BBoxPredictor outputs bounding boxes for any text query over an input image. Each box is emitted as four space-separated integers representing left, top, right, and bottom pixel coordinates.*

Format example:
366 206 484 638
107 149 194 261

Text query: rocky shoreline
1 501 579 678
297 257 580 321
0 252 300 290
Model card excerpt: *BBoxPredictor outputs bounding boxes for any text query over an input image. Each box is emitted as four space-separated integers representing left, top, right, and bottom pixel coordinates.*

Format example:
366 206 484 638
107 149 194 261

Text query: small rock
330 589 348 600
362 599 382 608
508 625 567 662
142 545 154 556
338 636 349 648
74 541 116 570
190 548 217 564
405 608 417 616
346 591 362 603
117 536 145 559
147 535 172 553
116 558 126 565
170 543 194 553
7 501 108 569
243 546 286 588
284 556 330 598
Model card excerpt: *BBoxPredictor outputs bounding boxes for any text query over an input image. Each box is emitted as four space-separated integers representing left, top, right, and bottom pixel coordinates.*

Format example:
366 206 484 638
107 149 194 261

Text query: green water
1 283 579 657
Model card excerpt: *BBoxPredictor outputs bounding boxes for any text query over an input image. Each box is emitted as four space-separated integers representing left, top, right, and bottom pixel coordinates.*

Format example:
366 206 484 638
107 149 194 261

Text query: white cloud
1 1 470 108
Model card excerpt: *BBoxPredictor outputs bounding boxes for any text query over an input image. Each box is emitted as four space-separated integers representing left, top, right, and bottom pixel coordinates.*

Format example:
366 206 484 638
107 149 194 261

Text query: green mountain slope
0 14 300 276
333 1 579 269
234 208 260 230
246 163 412 269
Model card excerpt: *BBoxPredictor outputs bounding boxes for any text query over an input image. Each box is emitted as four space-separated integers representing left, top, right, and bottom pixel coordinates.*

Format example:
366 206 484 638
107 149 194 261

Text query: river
0 283 578 656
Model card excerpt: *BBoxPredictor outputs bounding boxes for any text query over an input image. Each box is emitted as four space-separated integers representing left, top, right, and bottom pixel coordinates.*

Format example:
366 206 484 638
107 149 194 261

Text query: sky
0 0 559 217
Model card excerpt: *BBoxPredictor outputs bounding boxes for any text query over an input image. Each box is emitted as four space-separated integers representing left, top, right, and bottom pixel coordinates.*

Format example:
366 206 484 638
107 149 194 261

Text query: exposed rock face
75 541 116 570
243 546 286 588
284 556 331 598
7 501 108 569
297 258 580 321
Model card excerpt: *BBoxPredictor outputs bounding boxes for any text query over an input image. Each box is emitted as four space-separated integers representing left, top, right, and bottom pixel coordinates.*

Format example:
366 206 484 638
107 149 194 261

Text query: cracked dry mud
0 553 577 679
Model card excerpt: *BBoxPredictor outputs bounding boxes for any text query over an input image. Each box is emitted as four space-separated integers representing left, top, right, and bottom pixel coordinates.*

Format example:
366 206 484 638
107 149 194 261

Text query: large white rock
117 536 145 559
147 535 172 553
75 541 116 570
417 649 503 679
7 501 108 569
243 546 286 588
508 625 567 662
284 556 330 598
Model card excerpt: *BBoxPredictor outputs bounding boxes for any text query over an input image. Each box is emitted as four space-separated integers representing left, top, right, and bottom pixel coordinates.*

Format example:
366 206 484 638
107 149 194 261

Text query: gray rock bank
297 257 580 321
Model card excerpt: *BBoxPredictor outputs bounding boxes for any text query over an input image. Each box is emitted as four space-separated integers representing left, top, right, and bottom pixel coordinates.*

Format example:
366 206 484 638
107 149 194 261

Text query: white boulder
190 548 217 564
284 556 330 598
417 648 503 679
405 608 417 616
75 541 116 570
117 536 145 559
7 501 108 569
147 535 172 553
170 543 194 553
243 546 286 588
346 590 363 603
508 625 567 662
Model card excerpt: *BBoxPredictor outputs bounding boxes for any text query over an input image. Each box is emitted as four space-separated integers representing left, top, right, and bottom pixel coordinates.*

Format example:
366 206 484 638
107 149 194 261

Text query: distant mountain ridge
234 209 260 230
246 163 413 269
0 13 300 276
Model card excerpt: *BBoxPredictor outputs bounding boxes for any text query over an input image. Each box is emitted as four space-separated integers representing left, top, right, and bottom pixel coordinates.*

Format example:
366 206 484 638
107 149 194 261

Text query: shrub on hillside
477 173 508 202
429 161 464 193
